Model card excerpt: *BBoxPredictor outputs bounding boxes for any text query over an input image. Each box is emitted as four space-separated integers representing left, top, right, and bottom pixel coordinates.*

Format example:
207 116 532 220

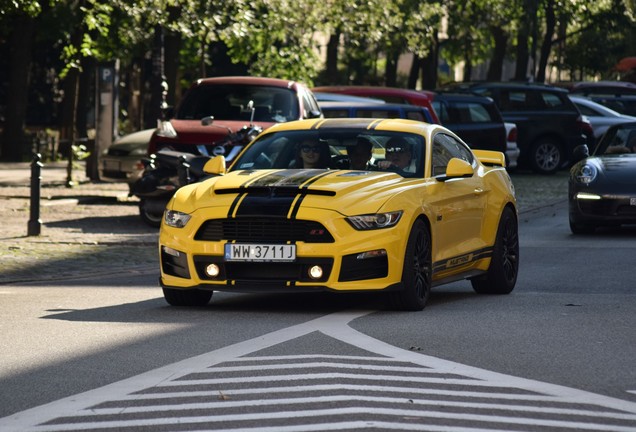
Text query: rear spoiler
473 150 506 168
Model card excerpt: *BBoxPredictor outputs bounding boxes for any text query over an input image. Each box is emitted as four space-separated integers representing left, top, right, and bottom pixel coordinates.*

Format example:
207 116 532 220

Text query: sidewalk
0 160 159 285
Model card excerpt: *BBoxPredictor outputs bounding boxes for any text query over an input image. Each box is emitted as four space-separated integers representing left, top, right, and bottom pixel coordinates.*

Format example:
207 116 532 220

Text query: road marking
1 309 636 431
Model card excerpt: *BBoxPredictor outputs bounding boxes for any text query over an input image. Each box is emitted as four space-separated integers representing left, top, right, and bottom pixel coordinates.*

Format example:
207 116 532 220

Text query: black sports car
569 121 636 234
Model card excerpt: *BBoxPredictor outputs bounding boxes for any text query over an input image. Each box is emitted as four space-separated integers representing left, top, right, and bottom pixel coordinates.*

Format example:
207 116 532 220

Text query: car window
357 109 402 119
177 84 300 122
231 129 425 178
432 101 450 123
322 109 350 118
431 133 474 176
541 92 566 109
405 110 428 122
446 101 493 124
600 127 636 155
574 102 600 116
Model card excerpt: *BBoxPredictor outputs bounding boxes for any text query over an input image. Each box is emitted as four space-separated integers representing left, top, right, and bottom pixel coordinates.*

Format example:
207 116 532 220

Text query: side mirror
203 155 227 176
437 158 474 182
572 144 590 163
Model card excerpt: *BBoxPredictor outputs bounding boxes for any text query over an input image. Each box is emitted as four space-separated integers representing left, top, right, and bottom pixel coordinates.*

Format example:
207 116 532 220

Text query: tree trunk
76 57 94 139
325 31 341 84
514 0 532 81
487 27 508 81
147 25 165 127
463 38 473 82
536 0 555 83
421 32 439 90
384 51 399 87
164 30 181 108
408 54 421 88
0 14 35 161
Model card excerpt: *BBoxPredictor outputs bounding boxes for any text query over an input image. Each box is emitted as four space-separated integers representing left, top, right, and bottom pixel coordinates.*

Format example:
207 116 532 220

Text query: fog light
162 246 180 257
205 263 220 277
308 265 323 280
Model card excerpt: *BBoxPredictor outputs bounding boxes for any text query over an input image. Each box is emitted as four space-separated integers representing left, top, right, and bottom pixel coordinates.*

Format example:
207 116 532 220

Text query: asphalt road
1 195 635 431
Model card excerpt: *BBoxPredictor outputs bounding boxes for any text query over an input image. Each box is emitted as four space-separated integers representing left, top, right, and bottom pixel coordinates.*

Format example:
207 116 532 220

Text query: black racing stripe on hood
234 193 296 217
247 169 330 187
232 169 335 218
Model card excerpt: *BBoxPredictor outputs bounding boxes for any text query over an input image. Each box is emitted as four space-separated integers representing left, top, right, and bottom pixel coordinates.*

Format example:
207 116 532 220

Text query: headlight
156 121 177 138
346 211 403 230
574 164 597 184
164 210 191 228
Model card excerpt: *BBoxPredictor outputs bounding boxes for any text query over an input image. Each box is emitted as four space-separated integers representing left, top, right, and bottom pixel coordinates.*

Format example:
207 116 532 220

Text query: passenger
295 138 331 168
377 136 415 175
349 136 374 170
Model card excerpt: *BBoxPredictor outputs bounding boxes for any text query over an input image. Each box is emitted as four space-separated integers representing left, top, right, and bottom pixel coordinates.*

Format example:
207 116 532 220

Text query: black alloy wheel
531 138 562 174
471 207 519 294
389 219 432 311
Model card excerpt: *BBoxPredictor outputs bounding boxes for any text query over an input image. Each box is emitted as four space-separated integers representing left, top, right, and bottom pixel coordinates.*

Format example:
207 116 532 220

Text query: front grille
195 218 335 243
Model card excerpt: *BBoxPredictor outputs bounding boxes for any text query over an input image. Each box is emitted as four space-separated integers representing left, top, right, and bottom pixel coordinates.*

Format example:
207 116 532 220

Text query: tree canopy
1 0 634 161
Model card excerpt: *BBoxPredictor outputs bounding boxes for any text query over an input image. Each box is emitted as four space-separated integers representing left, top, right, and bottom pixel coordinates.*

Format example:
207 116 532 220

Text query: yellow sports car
159 118 519 311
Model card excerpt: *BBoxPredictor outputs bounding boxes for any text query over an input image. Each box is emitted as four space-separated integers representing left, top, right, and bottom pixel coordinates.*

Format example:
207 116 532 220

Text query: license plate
225 243 296 262
631 198 636 206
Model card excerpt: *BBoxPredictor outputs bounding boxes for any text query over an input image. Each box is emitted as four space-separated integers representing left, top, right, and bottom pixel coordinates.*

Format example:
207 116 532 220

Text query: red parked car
312 85 441 124
148 76 323 158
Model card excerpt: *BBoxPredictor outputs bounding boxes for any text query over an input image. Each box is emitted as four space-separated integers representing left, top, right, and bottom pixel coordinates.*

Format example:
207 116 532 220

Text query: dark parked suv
444 82 591 174
431 92 507 155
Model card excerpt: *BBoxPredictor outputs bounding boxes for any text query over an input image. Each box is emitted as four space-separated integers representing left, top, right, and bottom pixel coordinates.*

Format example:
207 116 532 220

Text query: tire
388 219 432 311
471 207 519 295
139 199 163 228
569 219 595 234
530 138 562 174
163 287 213 306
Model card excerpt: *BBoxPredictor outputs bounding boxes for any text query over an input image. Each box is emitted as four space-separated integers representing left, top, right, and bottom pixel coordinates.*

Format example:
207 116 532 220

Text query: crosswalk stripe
72 394 636 420
2 309 636 432
27 406 636 432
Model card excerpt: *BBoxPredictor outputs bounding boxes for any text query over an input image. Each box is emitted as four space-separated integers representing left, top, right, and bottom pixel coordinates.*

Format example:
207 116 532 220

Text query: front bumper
569 193 636 225
159 209 409 293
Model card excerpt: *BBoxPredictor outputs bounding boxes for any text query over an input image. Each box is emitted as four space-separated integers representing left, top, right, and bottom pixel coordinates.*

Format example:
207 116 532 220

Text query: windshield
230 129 425 178
596 123 636 155
177 84 299 123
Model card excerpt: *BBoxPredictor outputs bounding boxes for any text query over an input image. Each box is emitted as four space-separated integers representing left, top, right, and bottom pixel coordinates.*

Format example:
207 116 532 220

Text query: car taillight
507 126 517 142
577 115 594 136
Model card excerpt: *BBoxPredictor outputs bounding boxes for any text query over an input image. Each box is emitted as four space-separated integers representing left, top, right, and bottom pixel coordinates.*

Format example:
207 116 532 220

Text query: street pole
27 153 43 236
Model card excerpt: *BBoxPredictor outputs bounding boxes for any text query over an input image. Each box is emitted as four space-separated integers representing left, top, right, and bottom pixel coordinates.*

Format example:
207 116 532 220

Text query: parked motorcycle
131 104 262 227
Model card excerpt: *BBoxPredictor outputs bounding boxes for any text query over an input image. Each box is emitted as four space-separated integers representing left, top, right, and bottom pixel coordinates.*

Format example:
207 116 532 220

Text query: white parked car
100 128 155 188
569 95 636 142
504 122 520 170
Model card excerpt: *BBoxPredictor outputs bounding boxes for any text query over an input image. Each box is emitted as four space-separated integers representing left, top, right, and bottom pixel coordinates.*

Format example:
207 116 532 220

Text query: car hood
168 119 274 144
590 154 636 184
172 168 416 216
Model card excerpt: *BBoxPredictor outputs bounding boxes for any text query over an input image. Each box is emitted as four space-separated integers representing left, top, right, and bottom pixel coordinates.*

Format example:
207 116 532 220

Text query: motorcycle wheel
139 199 164 228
